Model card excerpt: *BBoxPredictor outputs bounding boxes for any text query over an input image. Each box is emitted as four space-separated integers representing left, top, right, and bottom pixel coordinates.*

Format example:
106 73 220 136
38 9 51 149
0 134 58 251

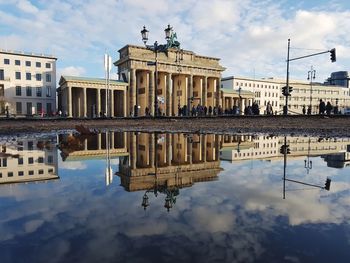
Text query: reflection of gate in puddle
118 132 222 211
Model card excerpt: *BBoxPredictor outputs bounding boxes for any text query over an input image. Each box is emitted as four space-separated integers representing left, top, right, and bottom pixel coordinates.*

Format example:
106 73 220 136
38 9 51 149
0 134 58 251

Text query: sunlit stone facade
0 49 57 116
114 45 226 116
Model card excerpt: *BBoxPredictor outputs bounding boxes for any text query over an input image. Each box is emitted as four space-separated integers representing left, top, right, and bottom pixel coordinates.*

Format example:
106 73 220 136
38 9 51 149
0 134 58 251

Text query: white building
222 75 350 115
0 49 57 116
222 76 281 114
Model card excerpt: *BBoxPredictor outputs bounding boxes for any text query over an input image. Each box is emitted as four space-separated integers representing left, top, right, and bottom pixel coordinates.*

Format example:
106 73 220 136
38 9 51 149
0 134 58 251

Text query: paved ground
1 115 350 137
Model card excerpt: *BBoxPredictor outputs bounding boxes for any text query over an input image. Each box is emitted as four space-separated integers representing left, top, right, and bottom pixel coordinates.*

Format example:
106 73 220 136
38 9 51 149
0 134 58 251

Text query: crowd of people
301 99 340 116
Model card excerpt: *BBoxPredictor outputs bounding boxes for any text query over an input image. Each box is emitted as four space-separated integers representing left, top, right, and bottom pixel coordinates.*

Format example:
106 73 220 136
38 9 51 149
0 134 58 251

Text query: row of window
0 156 54 167
15 72 51 82
0 169 54 178
236 82 279 89
15 102 53 115
3 58 51 69
15 86 52 97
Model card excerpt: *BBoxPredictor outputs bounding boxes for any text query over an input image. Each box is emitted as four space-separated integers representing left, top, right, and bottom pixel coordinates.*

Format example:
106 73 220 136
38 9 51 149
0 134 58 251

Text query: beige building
114 45 226 116
0 137 58 185
57 76 128 118
222 75 350 115
222 76 281 114
281 80 350 115
0 49 57 116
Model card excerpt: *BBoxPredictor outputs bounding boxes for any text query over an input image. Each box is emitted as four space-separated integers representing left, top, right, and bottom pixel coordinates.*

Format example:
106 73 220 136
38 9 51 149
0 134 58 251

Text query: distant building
0 49 57 116
325 71 349 88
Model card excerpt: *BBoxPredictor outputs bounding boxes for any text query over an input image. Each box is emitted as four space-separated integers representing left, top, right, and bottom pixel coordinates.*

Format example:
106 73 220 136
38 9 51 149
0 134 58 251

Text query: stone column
131 133 137 169
217 78 222 107
123 89 127 117
149 133 154 167
98 133 101 150
149 70 155 116
97 88 101 117
68 86 72 117
166 134 171 166
166 73 172 116
130 68 136 116
202 134 207 162
83 87 87 118
203 77 208 107
187 75 193 115
110 90 114 117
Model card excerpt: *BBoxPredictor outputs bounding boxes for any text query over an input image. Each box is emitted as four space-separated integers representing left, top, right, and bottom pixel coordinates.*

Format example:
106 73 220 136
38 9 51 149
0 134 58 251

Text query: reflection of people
5 106 9 118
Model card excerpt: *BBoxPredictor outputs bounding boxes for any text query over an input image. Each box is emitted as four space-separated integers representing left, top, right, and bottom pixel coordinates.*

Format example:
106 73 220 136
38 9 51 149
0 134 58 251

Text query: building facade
114 45 226 116
0 49 57 116
58 76 128 118
222 75 350 115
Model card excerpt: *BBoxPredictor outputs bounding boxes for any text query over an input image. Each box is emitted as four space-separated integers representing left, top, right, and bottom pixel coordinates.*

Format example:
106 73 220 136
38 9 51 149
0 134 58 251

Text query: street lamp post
141 25 180 117
307 67 316 115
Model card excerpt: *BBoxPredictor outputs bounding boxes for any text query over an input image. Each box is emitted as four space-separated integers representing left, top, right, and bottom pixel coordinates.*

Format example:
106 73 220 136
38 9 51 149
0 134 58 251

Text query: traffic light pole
285 39 291 115
284 39 336 115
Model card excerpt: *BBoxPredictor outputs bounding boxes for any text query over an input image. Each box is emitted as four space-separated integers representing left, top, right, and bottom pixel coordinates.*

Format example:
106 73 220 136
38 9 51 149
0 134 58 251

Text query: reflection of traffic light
324 178 331 191
280 145 291 154
330 48 336 63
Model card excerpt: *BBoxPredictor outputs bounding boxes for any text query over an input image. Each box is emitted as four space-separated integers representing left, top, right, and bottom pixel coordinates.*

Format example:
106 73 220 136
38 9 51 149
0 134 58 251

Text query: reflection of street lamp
304 138 312 174
307 66 316 115
141 25 180 117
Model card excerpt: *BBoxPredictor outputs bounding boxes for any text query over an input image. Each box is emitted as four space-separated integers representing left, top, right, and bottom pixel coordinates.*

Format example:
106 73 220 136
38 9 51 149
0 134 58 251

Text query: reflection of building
0 136 58 184
0 49 57 116
220 135 350 162
58 132 128 161
118 133 222 191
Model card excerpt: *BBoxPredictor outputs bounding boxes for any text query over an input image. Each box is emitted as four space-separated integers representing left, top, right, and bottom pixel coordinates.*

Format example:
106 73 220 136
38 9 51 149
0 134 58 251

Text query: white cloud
16 0 39 14
58 66 86 77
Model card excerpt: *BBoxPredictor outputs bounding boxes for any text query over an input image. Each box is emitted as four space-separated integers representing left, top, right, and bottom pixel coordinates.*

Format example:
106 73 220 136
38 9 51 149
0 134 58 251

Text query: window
8 172 13 177
18 157 23 165
26 72 31 80
38 157 44 163
0 173 2 178
29 170 34 175
0 69 4 80
48 155 53 164
15 60 20 66
46 86 51 97
38 169 44 175
4 58 10 65
25 61 31 66
16 72 21 80
0 158 7 167
16 102 22 114
36 87 42 97
37 102 42 113
26 102 32 115
46 103 52 115
16 86 22 96
26 86 32 96
28 141 33 150
45 63 51 68
28 157 34 164
36 73 42 81
36 62 41 67
46 73 51 82
48 168 53 174
18 171 24 176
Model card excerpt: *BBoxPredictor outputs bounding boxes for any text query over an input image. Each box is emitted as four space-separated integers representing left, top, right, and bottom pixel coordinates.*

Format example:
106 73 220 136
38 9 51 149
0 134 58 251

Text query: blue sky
1 0 349 83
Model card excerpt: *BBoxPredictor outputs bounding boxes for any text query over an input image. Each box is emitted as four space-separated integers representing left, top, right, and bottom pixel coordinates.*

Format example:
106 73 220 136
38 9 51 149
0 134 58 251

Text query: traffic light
282 86 288 96
330 48 336 63
324 178 331 191
288 86 293 94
